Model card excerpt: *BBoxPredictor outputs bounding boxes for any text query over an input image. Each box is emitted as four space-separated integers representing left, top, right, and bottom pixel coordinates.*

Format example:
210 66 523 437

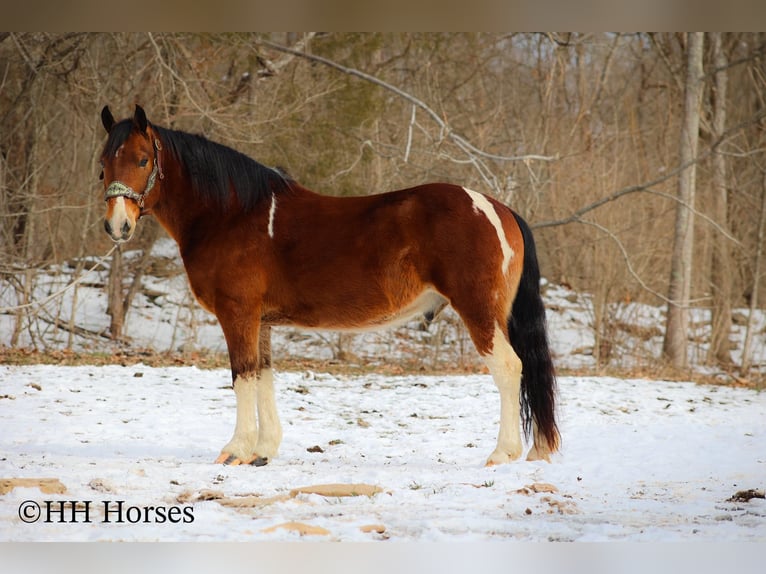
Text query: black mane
103 120 293 212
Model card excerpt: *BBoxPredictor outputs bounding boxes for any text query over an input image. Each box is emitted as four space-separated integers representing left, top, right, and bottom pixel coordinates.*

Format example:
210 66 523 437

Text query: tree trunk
741 171 766 373
663 32 705 368
107 246 124 340
707 32 733 365
122 224 160 321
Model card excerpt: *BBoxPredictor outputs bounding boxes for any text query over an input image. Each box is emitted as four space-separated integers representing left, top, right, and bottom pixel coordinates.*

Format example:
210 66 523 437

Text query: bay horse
99 104 560 467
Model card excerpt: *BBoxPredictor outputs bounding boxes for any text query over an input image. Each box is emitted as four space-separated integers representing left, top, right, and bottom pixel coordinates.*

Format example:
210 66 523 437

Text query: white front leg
219 374 259 463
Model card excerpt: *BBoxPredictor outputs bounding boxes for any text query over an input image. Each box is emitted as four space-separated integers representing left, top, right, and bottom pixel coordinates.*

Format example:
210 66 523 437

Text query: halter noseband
104 138 164 210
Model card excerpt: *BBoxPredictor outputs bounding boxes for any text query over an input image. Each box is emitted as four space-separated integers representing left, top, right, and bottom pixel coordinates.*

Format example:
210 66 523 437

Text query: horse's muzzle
104 218 134 243
104 196 136 243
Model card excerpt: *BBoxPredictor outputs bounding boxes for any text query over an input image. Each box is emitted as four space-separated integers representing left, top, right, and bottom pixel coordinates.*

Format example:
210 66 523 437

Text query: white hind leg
526 420 555 462
483 325 524 465
252 367 282 464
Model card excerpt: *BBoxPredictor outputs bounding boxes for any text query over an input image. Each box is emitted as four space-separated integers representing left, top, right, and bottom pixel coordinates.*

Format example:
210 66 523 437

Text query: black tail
508 212 560 452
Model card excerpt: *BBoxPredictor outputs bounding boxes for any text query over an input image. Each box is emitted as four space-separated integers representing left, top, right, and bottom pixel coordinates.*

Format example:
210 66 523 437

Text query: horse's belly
343 289 448 332
267 288 448 332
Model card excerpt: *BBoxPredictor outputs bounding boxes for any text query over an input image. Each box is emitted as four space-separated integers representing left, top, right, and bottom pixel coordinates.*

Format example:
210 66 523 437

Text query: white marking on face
463 187 514 274
107 197 129 234
268 195 277 239
113 196 127 218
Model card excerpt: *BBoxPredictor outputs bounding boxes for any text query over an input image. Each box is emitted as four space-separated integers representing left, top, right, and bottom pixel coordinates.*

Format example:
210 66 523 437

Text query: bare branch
0 246 116 314
533 104 766 244
577 218 709 307
259 38 558 166
255 33 317 77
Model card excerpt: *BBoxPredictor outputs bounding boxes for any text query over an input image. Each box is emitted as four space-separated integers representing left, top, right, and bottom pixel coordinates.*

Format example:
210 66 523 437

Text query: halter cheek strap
104 138 164 210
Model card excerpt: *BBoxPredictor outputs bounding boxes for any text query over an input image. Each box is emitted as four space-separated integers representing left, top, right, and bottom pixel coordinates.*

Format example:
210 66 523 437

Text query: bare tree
663 33 705 368
742 170 766 372
707 32 733 365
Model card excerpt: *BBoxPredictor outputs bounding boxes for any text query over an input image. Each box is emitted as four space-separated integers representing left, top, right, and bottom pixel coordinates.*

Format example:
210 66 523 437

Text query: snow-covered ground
1 238 765 543
1 363 764 541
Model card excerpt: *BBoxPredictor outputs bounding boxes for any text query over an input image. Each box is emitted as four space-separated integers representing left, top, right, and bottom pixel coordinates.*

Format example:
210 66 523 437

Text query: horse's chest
186 276 216 313
182 261 225 314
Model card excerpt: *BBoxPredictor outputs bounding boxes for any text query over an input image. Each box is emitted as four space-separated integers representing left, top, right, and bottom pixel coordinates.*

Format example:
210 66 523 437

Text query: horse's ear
101 105 115 133
133 104 148 133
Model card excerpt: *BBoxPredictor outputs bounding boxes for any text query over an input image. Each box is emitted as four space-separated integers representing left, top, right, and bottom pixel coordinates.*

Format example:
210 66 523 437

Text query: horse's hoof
215 453 238 465
214 452 269 466
526 449 552 462
485 448 522 466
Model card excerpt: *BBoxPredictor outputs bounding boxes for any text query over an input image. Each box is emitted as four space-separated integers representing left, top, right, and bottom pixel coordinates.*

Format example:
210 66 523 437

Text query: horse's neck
151 175 210 250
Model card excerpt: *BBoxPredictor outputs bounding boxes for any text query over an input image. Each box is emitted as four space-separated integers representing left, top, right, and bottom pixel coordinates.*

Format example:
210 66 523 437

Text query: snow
1 364 764 541
1 237 765 543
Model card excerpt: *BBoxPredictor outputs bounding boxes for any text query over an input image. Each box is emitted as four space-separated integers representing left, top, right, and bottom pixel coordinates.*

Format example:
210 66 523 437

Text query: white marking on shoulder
463 187 514 273
268 195 277 239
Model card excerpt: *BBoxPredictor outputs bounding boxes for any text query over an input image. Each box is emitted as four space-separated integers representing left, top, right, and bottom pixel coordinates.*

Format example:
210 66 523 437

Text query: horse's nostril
104 219 113 235
121 221 131 236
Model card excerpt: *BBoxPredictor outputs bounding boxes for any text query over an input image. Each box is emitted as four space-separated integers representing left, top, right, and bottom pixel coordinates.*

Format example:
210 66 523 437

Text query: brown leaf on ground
290 483 385 498
513 482 559 495
217 493 292 508
196 482 386 511
541 496 579 514
262 521 330 536
195 489 225 501
727 489 765 503
88 478 115 493
0 478 66 495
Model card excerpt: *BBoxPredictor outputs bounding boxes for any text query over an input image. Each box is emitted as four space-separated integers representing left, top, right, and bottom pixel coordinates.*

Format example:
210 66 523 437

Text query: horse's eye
99 170 104 181
139 158 149 168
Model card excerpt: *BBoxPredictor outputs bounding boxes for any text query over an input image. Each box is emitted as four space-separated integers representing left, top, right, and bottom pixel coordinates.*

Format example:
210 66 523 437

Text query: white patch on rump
268 195 277 239
463 187 514 274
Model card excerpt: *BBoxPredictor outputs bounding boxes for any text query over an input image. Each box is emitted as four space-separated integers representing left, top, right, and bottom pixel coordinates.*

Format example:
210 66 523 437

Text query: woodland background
1 32 766 376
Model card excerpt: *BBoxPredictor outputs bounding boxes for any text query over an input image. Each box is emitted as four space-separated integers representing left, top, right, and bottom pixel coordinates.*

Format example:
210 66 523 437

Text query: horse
98 104 560 467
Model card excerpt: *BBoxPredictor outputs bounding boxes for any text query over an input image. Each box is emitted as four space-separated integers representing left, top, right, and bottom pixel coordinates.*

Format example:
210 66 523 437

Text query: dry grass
2 346 762 389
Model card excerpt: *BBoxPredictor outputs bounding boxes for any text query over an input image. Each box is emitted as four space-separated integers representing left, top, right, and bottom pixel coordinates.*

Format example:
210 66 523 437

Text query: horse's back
272 182 520 277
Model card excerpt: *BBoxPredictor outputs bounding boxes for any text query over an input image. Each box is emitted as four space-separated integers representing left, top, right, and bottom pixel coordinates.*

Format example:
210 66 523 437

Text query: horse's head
99 105 163 243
